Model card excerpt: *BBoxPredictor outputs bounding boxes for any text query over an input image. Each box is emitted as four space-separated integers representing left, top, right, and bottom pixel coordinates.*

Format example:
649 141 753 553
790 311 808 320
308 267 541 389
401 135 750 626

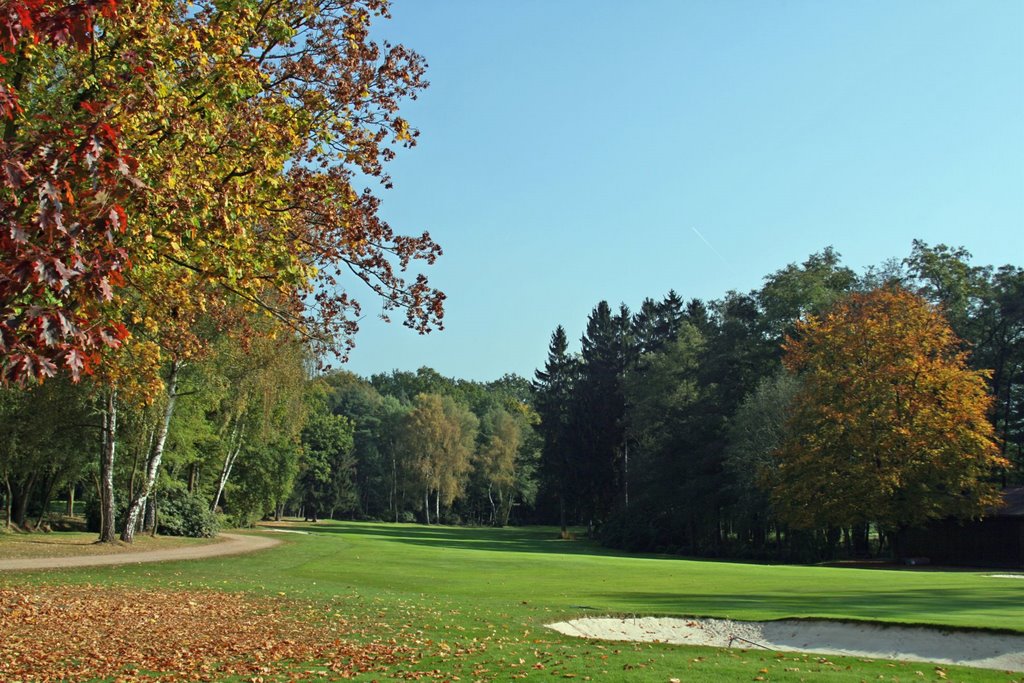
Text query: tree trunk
852 522 870 557
122 361 180 543
435 489 440 523
499 488 513 527
10 472 36 528
13 484 31 528
424 490 430 525
559 494 567 539
211 421 243 513
391 446 398 523
3 475 11 529
487 484 496 526
187 462 198 494
34 475 57 530
152 501 160 536
144 493 156 532
622 439 629 509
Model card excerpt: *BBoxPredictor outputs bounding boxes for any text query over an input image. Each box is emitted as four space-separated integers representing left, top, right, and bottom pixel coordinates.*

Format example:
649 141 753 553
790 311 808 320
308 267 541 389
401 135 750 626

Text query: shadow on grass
265 521 1024 576
281 521 634 558
596 588 1024 628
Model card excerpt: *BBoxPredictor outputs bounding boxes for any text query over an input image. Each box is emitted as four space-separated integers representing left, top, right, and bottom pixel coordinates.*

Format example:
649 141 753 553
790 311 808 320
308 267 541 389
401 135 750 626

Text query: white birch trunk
122 361 180 543
211 420 244 513
98 389 118 543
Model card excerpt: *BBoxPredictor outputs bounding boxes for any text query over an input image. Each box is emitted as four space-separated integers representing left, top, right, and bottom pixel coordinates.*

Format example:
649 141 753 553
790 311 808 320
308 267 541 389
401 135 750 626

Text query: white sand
546 616 1024 672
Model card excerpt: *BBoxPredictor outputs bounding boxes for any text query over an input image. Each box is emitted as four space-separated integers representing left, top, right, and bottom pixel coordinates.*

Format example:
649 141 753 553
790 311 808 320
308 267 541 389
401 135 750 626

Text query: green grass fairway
4 521 1022 682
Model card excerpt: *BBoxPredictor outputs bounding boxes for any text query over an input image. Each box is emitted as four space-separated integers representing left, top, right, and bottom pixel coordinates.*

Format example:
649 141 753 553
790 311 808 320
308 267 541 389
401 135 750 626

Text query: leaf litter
0 585 414 682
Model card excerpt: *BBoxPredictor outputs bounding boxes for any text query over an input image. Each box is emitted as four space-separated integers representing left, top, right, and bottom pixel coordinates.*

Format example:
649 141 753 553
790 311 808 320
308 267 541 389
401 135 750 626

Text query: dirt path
0 533 281 572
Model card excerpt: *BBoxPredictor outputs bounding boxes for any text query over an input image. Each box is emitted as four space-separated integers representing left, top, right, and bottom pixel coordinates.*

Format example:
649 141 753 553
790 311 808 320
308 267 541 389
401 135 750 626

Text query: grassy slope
4 521 1022 682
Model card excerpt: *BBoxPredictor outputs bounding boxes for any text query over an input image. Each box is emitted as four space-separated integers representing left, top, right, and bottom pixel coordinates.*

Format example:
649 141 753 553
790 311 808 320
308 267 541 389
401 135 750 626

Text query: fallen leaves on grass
0 585 412 682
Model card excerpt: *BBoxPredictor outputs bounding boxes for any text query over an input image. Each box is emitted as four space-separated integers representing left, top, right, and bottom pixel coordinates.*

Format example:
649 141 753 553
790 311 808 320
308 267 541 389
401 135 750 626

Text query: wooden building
900 487 1024 568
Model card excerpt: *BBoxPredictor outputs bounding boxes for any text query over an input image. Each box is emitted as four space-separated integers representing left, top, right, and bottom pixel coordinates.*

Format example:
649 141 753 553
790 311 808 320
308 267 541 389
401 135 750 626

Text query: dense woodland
533 243 1021 561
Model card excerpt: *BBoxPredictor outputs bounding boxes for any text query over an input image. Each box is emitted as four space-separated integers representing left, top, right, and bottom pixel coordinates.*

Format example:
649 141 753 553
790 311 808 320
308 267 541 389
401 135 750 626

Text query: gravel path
0 533 280 572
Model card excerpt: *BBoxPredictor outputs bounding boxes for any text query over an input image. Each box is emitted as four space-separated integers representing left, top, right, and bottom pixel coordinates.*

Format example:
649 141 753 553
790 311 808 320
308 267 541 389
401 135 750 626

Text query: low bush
157 487 219 538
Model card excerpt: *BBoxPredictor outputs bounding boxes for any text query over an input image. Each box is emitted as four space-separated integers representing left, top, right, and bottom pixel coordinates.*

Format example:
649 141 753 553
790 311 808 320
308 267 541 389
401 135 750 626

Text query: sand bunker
546 616 1024 672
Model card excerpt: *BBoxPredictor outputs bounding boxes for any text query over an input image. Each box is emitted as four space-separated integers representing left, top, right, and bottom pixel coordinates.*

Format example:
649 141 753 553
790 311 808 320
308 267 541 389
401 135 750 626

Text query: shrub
156 486 219 538
398 510 416 524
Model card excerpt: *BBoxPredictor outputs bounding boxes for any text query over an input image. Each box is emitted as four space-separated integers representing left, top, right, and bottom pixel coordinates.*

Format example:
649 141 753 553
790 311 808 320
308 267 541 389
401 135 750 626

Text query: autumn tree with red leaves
0 0 135 383
2 1 446 541
770 286 1007 536
2 1 444 388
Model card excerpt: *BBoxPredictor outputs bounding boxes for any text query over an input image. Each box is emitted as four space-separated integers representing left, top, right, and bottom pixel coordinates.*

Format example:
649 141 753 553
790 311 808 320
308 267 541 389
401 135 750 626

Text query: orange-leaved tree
770 286 1007 534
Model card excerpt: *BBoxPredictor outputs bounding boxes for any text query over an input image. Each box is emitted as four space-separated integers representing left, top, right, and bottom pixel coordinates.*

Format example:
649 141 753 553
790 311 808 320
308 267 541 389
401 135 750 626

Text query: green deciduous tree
724 370 799 552
297 411 356 521
904 241 1024 480
476 406 538 526
400 393 477 524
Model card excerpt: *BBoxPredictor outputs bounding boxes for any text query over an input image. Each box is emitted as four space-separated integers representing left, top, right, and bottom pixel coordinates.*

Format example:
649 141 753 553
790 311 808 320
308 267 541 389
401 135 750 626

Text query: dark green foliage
546 246 1019 563
904 241 1024 481
156 485 219 537
533 325 579 532
228 438 302 527
724 370 800 553
574 301 631 520
85 496 126 534
0 378 92 529
757 247 858 346
296 412 357 521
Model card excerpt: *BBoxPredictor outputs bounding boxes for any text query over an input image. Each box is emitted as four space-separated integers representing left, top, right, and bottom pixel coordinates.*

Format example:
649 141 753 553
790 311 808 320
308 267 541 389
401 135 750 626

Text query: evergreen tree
575 302 632 522
533 326 579 536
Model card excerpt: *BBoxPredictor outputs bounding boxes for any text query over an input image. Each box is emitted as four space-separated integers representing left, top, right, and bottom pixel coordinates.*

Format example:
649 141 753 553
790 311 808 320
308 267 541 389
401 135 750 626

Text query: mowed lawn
3 521 1022 682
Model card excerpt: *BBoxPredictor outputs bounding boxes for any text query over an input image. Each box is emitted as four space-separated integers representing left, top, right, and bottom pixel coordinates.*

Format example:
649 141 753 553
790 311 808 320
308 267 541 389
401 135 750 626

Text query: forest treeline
533 242 1020 560
3 241 1020 564
0 350 541 535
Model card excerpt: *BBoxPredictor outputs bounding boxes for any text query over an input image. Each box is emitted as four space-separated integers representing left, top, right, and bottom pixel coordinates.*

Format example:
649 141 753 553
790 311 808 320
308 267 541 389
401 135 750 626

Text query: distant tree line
0 358 541 535
298 368 540 526
533 242 1021 561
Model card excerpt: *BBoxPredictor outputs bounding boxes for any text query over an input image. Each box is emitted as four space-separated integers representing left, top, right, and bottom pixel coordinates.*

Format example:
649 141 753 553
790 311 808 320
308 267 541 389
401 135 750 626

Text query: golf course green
3 521 1022 682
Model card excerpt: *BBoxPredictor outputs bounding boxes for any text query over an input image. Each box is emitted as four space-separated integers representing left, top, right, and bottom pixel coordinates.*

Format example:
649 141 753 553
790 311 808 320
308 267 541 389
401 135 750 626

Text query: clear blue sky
340 1 1024 382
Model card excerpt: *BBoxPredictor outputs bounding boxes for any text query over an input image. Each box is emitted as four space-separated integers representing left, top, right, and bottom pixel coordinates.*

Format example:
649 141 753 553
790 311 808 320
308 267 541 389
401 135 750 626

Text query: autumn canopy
0 0 444 386
771 286 1007 532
